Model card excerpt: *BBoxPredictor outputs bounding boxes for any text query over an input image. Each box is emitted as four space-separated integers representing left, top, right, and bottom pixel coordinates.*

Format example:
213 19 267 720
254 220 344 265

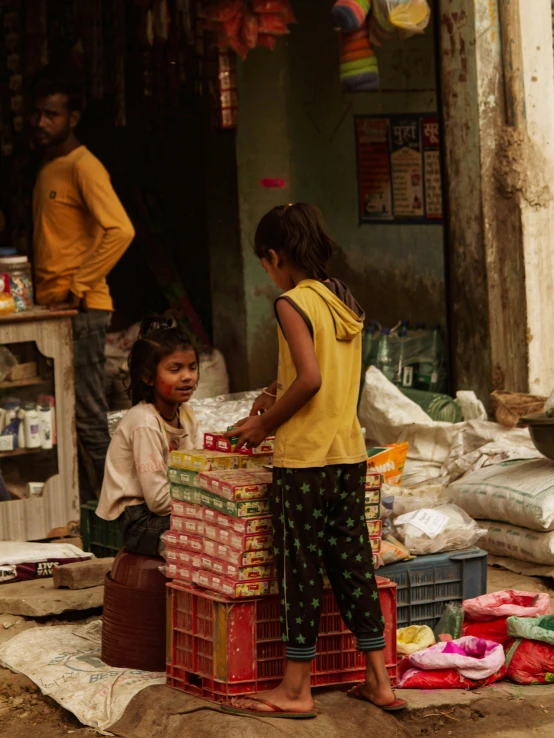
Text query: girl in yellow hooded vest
223 204 405 719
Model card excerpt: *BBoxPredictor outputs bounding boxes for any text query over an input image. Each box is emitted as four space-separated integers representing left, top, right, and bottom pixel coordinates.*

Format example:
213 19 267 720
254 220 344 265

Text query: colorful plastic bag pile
201 0 295 59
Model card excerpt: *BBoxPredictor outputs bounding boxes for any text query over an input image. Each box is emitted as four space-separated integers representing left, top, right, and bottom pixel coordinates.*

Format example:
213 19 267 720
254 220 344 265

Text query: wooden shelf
0 447 51 459
0 376 50 390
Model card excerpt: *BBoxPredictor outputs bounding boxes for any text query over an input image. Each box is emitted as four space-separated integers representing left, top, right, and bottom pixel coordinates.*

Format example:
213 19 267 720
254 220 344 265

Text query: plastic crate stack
165 433 276 599
366 471 383 560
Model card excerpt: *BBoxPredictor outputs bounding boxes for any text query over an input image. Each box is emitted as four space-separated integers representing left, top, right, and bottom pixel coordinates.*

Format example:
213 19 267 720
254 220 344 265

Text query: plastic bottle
24 404 41 449
17 407 25 449
416 324 446 392
394 327 415 388
38 404 53 450
2 399 19 429
375 328 396 382
362 325 377 369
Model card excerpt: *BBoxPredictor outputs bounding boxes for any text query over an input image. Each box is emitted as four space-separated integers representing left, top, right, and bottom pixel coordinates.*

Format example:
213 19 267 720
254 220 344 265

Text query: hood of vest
295 280 363 341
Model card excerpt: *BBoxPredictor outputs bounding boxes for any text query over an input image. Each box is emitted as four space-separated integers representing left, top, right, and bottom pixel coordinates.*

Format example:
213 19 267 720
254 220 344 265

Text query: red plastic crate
166 576 397 703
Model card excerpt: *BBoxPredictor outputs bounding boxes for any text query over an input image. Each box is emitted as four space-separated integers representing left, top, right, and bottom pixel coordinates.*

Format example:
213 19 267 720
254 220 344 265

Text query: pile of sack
396 589 554 688
448 458 554 566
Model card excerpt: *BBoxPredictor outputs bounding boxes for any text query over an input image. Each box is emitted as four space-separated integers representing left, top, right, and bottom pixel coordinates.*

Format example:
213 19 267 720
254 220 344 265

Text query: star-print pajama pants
271 461 385 661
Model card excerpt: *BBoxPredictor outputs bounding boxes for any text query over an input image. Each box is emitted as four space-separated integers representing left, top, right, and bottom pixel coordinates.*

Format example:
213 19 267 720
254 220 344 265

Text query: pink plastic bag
463 590 551 622
400 637 505 683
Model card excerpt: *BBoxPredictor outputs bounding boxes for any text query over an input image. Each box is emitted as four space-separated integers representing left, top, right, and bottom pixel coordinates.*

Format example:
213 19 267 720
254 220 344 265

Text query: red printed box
202 507 272 534
165 531 203 553
366 473 383 490
217 528 273 552
198 469 271 501
202 554 273 582
370 537 382 554
204 432 275 456
202 539 274 567
170 516 204 536
171 500 203 520
365 487 381 505
365 504 380 521
194 569 278 599
165 546 202 569
367 519 382 537
167 563 195 584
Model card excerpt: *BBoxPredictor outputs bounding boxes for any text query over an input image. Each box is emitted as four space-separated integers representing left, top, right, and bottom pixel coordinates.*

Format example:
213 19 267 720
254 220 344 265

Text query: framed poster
355 114 443 224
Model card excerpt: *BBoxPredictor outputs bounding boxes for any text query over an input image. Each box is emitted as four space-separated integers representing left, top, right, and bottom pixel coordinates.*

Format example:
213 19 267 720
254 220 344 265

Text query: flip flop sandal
347 684 407 712
221 696 317 720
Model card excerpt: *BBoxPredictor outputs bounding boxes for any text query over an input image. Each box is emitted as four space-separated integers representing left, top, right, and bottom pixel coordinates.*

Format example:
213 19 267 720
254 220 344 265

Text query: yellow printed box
365 473 383 490
370 536 382 553
367 519 382 537
171 449 239 472
198 469 270 501
204 431 275 456
365 487 381 505
194 570 278 598
365 504 380 521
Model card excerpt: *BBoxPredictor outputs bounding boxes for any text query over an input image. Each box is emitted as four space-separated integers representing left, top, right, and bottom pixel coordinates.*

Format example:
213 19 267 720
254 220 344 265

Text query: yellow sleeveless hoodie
273 279 367 468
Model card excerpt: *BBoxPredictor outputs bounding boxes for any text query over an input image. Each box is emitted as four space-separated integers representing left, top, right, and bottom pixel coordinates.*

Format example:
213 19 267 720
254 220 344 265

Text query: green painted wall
236 0 445 388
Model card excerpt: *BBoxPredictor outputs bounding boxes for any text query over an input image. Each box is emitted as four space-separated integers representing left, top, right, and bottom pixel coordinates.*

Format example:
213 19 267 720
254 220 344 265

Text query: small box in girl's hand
203 430 275 456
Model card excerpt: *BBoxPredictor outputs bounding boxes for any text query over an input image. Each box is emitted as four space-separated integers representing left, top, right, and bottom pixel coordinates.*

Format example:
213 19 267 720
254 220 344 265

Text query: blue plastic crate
379 548 487 629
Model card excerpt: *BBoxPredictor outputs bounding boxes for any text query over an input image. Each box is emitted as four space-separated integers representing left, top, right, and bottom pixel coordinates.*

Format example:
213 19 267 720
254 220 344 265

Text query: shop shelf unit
166 576 397 704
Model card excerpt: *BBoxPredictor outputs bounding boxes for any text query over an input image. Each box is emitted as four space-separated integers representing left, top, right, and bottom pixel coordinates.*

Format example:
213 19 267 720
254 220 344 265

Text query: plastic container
38 404 53 449
80 501 124 557
23 404 41 449
415 324 447 392
375 328 395 382
400 388 462 423
379 548 487 629
0 256 33 312
111 547 166 591
166 577 398 703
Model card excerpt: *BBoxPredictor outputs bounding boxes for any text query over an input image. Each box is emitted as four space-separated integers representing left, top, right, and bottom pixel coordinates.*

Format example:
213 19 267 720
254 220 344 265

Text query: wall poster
355 114 443 224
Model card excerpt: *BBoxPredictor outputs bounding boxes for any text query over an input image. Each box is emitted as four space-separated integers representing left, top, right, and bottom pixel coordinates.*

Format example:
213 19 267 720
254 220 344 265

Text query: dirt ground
0 565 553 738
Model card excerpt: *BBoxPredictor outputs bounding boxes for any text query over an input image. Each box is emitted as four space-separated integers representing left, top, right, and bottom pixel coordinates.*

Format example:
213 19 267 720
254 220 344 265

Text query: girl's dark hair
127 313 199 406
254 203 336 280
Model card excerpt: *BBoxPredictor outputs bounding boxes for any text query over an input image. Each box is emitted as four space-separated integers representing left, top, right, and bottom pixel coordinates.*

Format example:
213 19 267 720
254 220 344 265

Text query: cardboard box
370 536 382 554
366 473 383 489
194 569 278 599
199 490 271 518
171 448 273 472
204 431 275 456
365 504 380 521
202 539 274 567
367 519 382 537
165 531 203 553
365 487 381 506
168 467 200 488
170 484 202 504
198 469 271 501
170 516 204 536
202 555 273 582
167 563 195 584
165 546 202 569
171 500 203 520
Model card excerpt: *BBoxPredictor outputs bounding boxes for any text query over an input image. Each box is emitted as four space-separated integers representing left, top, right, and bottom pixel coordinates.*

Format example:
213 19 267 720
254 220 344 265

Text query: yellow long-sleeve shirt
33 145 135 310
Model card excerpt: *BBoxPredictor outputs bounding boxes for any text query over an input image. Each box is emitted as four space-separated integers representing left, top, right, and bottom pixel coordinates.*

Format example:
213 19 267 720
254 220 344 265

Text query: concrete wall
236 0 445 388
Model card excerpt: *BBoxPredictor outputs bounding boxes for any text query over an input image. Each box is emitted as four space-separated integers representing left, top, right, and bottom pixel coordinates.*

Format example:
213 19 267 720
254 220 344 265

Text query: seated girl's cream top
96 401 201 521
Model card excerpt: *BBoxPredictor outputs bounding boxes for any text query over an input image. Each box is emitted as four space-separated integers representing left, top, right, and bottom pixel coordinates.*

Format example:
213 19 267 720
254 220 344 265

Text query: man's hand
250 392 276 416
48 291 87 312
224 416 270 451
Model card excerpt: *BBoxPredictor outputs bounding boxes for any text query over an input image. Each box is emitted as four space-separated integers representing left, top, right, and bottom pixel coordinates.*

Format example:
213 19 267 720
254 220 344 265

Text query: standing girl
96 314 201 556
223 204 404 719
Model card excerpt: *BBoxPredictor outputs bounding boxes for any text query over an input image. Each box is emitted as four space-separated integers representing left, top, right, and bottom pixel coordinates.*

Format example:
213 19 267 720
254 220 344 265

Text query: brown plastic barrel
102 549 166 672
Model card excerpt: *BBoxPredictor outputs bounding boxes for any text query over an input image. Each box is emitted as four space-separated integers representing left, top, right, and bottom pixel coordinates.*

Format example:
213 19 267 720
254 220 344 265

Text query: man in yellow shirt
30 66 135 501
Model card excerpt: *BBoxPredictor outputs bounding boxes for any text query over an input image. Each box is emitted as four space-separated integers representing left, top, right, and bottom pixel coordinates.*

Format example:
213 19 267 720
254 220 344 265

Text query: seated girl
96 314 201 556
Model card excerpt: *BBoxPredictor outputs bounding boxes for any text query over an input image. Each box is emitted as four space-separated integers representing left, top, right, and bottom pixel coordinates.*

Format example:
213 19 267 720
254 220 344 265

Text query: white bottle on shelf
38 405 53 450
24 404 41 449
17 408 25 449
